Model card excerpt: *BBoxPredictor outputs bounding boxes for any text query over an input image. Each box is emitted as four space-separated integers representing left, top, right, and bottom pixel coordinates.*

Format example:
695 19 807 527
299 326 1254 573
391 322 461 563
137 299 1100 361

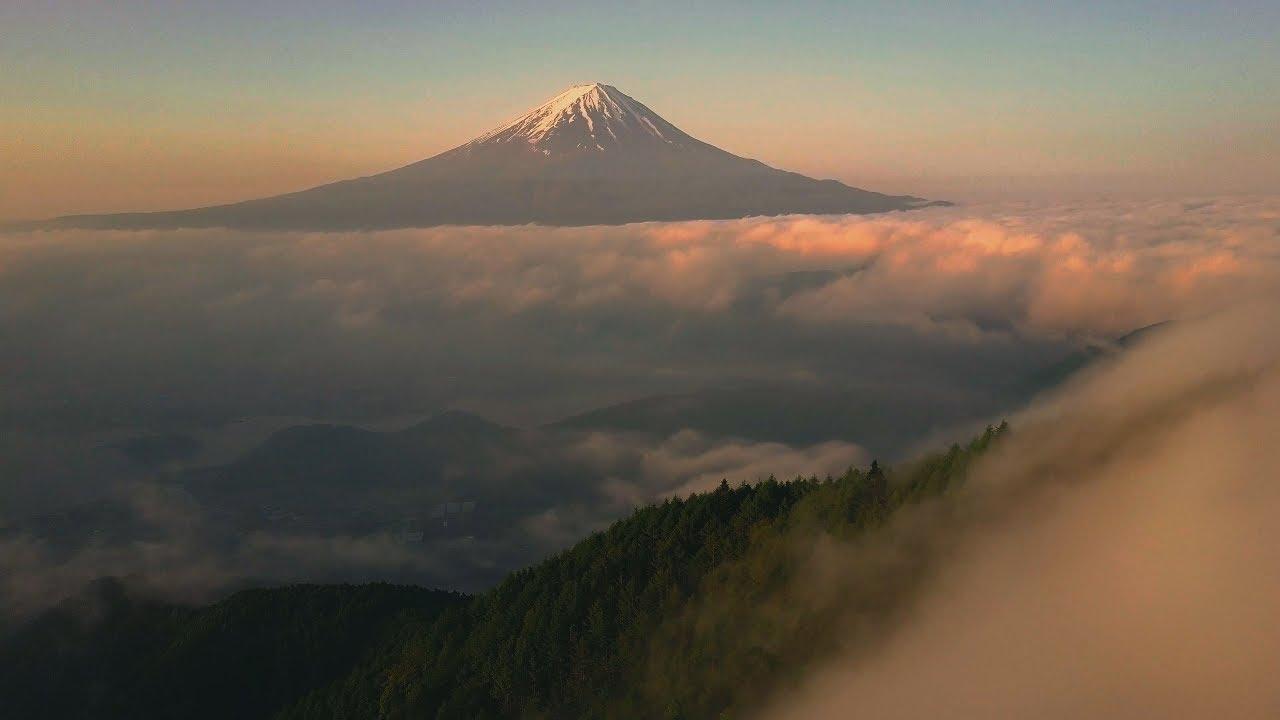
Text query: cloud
3 198 1278 622
768 199 1280 337
3 198 1275 436
523 430 868 547
569 429 866 499
759 302 1280 719
0 476 484 623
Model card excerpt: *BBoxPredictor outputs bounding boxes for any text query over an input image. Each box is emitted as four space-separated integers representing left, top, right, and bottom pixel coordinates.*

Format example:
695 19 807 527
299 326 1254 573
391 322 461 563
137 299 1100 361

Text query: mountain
1014 321 1172 397
550 382 985 459
0 580 462 720
43 83 943 231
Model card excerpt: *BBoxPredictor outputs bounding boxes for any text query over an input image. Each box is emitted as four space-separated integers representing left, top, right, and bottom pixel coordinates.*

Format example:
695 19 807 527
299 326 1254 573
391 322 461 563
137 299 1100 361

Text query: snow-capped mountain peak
47 82 941 230
468 83 695 154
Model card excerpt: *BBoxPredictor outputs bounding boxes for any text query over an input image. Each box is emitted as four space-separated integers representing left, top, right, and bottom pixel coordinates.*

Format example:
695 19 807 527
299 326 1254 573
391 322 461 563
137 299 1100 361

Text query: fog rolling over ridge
761 304 1280 719
37 83 937 231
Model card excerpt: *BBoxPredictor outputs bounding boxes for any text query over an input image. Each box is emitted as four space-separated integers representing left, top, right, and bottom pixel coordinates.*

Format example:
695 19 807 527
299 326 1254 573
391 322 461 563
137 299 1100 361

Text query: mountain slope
0 425 1006 719
288 426 1005 719
0 581 462 720
46 83 943 231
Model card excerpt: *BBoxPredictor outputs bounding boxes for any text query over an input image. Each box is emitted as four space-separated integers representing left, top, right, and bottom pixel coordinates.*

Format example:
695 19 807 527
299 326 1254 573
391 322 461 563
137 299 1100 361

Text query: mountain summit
47 83 945 230
468 82 696 154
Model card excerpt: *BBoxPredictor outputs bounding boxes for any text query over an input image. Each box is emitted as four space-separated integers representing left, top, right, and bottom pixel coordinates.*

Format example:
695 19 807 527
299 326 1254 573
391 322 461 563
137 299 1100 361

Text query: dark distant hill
553 324 1168 458
1015 321 1171 397
550 382 968 459
0 580 462 720
38 83 944 231
171 410 613 589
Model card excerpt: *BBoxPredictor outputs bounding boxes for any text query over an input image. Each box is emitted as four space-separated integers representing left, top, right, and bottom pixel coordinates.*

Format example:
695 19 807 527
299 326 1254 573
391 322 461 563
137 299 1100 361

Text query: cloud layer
4 197 1275 433
3 197 1278 618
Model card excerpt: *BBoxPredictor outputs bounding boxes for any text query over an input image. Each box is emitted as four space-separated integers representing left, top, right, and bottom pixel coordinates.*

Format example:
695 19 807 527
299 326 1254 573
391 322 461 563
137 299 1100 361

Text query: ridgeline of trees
1 423 1007 719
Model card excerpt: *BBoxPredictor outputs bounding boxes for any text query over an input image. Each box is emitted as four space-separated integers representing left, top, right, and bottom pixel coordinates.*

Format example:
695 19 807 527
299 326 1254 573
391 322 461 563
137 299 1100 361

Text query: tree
867 459 888 513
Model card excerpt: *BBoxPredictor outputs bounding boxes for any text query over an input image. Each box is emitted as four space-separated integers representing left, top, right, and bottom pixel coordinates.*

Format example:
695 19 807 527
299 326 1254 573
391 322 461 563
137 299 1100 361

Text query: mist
761 304 1280 718
0 427 865 622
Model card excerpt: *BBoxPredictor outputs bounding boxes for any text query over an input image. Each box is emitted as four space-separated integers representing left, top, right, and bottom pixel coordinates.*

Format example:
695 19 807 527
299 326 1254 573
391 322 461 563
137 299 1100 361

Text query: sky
3 1 1279 221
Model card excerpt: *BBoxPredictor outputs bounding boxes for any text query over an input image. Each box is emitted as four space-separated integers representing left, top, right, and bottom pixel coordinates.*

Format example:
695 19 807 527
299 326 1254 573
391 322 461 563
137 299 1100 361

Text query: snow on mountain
468 83 695 154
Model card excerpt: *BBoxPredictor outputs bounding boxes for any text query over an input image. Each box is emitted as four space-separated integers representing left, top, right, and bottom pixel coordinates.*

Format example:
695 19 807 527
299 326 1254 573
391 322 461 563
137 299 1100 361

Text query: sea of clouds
5 196 1275 435
1 196 1277 616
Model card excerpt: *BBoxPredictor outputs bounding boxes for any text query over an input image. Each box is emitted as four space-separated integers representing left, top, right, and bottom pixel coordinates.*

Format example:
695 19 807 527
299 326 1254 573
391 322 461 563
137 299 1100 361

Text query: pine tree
867 459 888 514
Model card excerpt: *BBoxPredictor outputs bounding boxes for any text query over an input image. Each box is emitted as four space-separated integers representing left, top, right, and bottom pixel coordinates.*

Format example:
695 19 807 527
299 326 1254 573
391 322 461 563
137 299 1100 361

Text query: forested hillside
0 583 463 719
0 424 1006 719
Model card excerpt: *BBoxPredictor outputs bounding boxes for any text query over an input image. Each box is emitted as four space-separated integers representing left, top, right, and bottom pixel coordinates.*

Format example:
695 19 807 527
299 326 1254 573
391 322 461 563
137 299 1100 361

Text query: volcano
48 83 944 230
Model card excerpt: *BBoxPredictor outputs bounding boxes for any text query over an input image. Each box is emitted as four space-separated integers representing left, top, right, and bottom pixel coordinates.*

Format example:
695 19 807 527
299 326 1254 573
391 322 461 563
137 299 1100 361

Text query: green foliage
298 423 1008 719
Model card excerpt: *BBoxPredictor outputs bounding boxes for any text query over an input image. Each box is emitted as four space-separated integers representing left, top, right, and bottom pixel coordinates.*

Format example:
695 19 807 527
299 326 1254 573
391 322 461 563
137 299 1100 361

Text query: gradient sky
3 0 1278 220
